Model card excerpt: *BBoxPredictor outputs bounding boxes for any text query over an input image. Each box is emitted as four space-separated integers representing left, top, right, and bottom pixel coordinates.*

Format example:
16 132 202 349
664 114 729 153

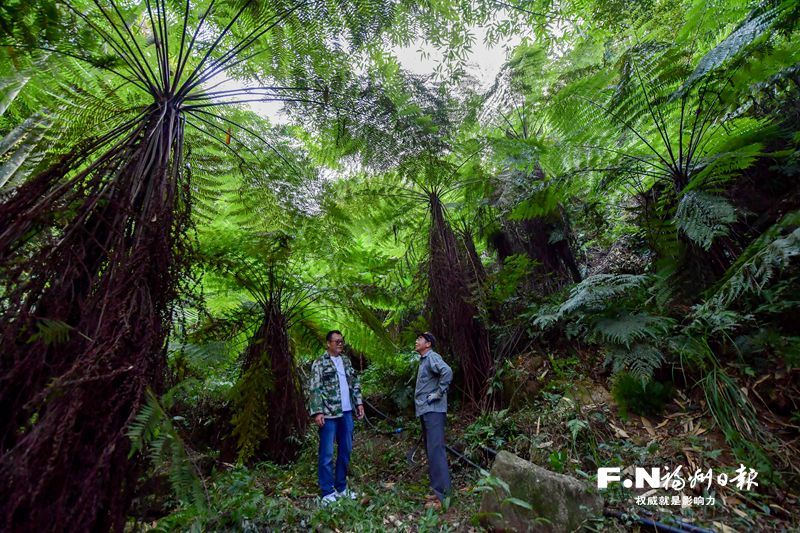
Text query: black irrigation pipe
446 444 485 471
362 399 487 471
362 399 717 533
360 402 404 435
604 510 718 533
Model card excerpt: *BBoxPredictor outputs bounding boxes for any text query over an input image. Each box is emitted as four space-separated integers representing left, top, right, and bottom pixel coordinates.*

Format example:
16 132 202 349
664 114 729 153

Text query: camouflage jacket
308 353 363 417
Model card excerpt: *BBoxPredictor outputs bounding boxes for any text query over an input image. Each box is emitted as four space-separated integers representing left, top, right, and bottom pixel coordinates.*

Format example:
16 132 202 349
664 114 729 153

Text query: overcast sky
243 23 522 124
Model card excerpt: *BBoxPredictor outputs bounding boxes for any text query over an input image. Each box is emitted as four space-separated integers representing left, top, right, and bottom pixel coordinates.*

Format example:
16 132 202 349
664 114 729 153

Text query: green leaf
27 318 72 345
502 496 534 511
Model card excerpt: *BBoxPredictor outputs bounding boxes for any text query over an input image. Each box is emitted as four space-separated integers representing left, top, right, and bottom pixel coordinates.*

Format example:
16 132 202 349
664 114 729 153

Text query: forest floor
245 354 798 532
137 350 799 532
216 407 795 532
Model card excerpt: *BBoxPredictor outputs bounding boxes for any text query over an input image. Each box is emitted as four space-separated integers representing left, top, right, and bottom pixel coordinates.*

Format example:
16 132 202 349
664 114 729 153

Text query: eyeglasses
331 339 344 345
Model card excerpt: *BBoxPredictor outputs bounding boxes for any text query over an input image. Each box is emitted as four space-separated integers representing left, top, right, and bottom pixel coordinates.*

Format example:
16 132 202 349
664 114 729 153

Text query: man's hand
313 414 325 427
356 404 365 420
426 392 442 404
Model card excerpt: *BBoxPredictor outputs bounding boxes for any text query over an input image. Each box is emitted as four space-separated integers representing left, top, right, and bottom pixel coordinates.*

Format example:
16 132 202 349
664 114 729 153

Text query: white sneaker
337 488 358 500
320 492 339 506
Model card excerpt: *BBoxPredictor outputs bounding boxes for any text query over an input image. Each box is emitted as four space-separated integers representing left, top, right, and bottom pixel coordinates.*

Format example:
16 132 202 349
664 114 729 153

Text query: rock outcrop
479 451 603 532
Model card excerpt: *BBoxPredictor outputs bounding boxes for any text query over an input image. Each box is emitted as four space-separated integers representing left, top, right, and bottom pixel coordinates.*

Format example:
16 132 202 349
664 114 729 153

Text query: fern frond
674 191 737 250
704 210 800 309
558 274 650 315
605 343 664 383
229 363 273 463
170 341 230 373
592 312 675 347
27 318 73 345
530 302 562 331
127 393 162 458
127 390 207 511
683 4 784 88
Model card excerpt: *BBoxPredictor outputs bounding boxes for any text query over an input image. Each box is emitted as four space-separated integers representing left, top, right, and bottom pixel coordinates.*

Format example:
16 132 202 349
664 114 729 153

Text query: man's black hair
326 330 343 342
417 331 436 348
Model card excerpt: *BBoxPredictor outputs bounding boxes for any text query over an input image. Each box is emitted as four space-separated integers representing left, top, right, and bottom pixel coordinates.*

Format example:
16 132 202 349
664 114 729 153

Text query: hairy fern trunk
0 103 188 531
427 193 493 407
232 304 307 464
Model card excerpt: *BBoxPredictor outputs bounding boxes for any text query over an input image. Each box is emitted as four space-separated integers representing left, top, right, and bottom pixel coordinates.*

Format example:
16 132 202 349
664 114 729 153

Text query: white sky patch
246 99 288 124
393 24 523 91
196 73 291 125
213 18 527 124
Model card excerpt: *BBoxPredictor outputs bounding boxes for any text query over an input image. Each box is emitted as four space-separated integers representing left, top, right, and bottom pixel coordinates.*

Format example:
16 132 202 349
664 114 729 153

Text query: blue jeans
317 411 354 497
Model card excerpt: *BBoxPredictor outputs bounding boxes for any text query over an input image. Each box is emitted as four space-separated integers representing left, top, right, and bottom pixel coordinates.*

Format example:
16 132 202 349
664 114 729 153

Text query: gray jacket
414 350 453 417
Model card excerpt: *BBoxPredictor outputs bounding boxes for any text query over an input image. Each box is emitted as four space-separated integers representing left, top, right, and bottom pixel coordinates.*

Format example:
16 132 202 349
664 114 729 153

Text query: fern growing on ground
591 312 673 347
127 390 207 512
604 344 666 384
555 274 651 317
531 274 672 382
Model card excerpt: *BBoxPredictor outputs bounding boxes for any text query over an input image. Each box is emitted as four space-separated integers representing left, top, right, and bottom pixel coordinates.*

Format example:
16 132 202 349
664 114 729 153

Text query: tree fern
545 5 787 302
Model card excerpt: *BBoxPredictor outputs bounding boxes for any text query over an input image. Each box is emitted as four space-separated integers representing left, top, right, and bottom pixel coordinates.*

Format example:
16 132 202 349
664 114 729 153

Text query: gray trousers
420 412 451 501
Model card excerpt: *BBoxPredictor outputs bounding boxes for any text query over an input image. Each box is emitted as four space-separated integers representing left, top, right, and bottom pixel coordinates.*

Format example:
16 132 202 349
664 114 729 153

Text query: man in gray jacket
414 332 453 507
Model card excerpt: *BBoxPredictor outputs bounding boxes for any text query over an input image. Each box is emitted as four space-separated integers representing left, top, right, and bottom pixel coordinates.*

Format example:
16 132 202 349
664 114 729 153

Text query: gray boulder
479 451 603 532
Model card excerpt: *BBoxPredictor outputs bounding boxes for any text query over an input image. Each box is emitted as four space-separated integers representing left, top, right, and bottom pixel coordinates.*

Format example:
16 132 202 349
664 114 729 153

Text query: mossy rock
479 451 603 532
569 381 612 407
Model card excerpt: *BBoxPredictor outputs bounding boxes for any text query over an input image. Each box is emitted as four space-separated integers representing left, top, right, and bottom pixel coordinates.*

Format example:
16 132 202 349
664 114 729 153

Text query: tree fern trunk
233 304 307 464
0 105 188 532
427 192 493 407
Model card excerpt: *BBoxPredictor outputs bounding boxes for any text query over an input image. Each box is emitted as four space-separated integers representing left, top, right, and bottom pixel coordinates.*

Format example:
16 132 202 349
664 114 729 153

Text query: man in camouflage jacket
308 330 364 504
